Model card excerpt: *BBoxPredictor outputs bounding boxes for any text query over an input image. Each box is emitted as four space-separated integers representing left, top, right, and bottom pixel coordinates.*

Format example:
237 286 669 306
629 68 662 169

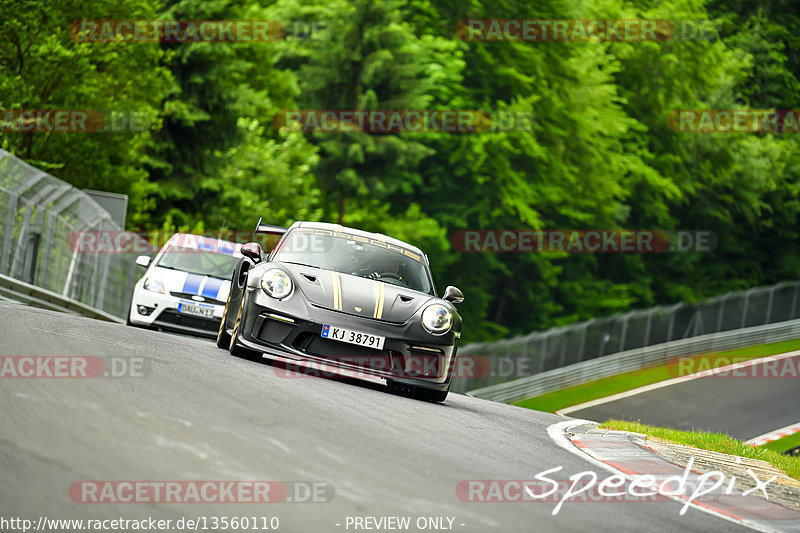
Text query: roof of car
166 233 243 256
289 221 426 260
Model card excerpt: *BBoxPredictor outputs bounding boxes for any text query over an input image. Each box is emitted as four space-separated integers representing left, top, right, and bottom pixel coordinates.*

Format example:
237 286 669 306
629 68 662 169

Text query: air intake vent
399 295 414 303
302 274 318 283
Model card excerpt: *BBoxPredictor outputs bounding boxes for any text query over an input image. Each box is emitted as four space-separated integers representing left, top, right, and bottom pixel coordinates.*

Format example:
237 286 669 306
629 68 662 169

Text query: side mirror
241 242 263 263
135 255 151 268
443 286 464 304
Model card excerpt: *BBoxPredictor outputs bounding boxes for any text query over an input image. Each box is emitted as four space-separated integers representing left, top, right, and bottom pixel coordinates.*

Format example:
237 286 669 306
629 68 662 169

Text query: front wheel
216 291 232 349
387 379 449 403
228 292 262 360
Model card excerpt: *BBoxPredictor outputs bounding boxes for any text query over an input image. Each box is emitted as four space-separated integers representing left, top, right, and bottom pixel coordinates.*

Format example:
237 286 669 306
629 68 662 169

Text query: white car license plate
178 302 214 319
321 324 385 350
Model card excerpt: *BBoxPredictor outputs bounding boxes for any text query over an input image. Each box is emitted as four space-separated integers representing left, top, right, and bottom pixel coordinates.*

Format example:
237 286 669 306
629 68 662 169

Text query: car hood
279 263 433 323
147 266 231 302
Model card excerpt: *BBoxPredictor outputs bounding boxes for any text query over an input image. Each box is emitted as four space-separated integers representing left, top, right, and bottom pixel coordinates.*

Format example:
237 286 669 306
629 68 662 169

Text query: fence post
643 310 653 347
716 294 728 332
765 286 775 324
666 305 678 342
740 290 752 328
1 172 46 275
619 314 629 352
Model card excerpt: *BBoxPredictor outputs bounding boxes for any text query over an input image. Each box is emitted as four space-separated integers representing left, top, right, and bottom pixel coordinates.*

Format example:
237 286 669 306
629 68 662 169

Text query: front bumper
236 288 459 391
130 287 224 339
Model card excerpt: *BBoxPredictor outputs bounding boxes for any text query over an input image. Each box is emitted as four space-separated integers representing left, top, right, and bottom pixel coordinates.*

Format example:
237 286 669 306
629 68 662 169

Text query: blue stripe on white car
197 237 216 251
182 273 204 294
217 241 236 255
201 277 224 299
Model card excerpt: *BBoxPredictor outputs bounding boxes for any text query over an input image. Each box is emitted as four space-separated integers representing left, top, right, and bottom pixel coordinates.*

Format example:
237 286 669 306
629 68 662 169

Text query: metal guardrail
0 149 146 320
3 149 800 398
450 280 800 394
463 318 800 403
0 273 124 323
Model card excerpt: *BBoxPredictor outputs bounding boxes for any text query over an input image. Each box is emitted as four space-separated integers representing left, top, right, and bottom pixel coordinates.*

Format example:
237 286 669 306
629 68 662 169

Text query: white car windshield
156 245 241 279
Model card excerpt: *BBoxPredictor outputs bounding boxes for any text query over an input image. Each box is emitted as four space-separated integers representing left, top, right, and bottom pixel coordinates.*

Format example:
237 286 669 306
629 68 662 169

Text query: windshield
156 245 241 279
273 230 433 294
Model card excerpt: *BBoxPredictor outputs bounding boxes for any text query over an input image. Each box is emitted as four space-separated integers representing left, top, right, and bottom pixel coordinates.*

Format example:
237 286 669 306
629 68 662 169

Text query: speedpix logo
458 457 776 516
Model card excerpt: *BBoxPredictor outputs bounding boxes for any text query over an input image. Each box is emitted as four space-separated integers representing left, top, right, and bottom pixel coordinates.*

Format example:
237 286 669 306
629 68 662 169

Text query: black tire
387 379 449 403
228 292 262 360
216 290 232 349
414 387 448 403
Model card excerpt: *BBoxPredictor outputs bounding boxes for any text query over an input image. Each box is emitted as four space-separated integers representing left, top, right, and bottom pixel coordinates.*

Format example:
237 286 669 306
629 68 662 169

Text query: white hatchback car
128 233 243 338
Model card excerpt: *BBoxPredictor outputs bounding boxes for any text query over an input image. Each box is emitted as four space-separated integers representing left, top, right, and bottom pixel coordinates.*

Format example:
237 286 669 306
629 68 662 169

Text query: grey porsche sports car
216 220 464 402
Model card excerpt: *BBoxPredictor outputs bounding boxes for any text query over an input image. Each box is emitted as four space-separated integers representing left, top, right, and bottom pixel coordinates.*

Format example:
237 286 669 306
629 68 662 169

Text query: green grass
763 431 800 454
513 338 800 413
600 420 800 482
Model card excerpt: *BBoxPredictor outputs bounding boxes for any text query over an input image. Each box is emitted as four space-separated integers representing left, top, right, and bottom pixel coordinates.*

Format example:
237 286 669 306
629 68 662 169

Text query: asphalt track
0 302 755 532
567 355 800 441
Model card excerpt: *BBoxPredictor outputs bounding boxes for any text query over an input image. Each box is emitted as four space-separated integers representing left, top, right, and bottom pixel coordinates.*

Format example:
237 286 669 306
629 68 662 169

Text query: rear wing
254 217 288 236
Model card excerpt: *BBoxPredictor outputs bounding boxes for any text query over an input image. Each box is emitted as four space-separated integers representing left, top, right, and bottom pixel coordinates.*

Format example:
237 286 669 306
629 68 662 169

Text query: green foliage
0 0 170 227
3 0 800 344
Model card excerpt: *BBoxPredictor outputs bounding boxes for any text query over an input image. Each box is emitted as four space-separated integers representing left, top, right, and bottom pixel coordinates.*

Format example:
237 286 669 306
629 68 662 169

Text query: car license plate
178 302 214 319
321 324 385 350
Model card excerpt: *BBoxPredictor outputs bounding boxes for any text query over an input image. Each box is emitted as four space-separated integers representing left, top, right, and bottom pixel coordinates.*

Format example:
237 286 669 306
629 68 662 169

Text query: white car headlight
422 304 452 334
261 268 293 299
143 277 165 294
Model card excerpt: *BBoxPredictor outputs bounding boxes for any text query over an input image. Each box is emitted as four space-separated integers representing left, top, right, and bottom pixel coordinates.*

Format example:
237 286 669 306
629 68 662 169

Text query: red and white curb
548 420 800 533
747 423 800 447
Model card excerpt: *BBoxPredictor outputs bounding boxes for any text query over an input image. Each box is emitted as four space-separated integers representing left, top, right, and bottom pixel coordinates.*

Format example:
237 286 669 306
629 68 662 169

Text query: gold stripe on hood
331 271 342 311
373 282 385 319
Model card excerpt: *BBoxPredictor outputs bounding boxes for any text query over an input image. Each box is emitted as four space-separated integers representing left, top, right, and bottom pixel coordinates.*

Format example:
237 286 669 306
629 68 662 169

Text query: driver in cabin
366 255 404 282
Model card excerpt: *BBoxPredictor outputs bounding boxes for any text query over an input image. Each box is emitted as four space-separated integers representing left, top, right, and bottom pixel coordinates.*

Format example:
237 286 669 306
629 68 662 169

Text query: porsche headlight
261 268 293 299
143 277 165 294
422 304 452 334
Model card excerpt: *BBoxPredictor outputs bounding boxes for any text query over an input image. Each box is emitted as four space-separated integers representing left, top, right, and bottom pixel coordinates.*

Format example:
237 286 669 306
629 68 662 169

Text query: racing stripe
373 282 385 319
330 271 342 311
198 237 215 251
182 273 204 295
217 241 236 255
202 277 224 299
